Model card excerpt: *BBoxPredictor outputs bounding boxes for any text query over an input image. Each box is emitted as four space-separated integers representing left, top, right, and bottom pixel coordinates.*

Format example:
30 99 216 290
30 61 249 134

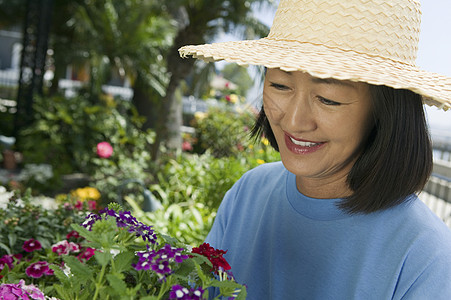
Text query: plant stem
93 263 107 300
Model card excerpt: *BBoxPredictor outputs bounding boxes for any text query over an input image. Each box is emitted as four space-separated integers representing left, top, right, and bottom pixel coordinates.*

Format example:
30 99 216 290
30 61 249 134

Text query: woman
179 0 451 298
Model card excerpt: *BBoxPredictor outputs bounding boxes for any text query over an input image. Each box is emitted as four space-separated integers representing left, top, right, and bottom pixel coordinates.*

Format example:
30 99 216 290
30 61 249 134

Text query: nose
282 92 317 133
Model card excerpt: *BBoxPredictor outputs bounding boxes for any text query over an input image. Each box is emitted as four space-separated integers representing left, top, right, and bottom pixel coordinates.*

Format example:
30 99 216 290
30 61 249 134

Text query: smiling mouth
289 136 321 147
284 133 325 154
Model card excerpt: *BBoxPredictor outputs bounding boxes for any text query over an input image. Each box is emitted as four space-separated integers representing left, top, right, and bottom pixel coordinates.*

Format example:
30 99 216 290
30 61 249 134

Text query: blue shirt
207 162 451 299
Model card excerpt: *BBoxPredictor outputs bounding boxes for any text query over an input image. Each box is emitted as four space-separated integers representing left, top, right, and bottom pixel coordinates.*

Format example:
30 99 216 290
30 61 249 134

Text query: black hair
251 84 433 214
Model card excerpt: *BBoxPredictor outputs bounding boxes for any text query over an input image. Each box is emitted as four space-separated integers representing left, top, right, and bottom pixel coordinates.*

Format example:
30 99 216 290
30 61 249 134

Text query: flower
77 247 96 263
22 239 42 252
191 243 231 273
0 280 46 300
256 159 265 164
133 244 189 277
0 254 21 272
96 142 113 158
52 240 80 256
84 208 158 244
71 187 101 202
182 141 193 151
169 284 204 300
25 261 50 278
66 230 81 240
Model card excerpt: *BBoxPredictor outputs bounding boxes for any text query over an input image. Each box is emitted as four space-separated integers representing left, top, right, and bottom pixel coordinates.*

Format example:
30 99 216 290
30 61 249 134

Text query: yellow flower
72 187 101 201
194 112 207 121
229 94 239 104
249 145 254 149
261 137 270 146
256 159 265 164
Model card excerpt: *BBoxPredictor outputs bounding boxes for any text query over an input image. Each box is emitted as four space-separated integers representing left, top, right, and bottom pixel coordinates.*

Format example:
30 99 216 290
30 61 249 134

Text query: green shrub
17 94 155 202
190 107 256 157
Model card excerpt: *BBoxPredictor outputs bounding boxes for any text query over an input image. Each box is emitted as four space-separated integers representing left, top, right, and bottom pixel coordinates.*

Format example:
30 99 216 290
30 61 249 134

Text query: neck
295 173 352 199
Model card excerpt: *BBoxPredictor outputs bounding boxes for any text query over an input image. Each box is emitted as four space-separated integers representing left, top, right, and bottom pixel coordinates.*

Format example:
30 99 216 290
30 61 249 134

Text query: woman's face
263 69 374 198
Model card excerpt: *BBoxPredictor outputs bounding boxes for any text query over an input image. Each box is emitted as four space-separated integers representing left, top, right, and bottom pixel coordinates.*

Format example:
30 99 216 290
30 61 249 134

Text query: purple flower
132 244 189 277
22 239 42 252
0 280 46 300
82 213 102 230
83 208 157 244
25 261 50 278
0 255 15 272
169 285 204 300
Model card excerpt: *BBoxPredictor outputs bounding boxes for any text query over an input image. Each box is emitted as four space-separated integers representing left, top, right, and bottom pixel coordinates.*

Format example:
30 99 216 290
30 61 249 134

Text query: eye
318 96 341 106
269 82 290 91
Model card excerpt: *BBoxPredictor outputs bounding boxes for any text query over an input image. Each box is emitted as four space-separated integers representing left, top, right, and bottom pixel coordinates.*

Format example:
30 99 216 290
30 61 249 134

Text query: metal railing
419 139 451 226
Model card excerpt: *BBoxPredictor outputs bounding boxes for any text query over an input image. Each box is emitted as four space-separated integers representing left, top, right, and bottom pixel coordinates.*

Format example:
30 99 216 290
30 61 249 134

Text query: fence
419 139 451 226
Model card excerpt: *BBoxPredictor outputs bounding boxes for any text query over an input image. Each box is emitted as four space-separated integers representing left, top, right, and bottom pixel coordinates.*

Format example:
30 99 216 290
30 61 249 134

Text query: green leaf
7 233 16 248
53 284 73 300
106 273 127 295
235 285 248 300
113 250 135 273
0 241 11 254
94 250 113 267
63 255 94 282
50 266 71 287
71 223 101 242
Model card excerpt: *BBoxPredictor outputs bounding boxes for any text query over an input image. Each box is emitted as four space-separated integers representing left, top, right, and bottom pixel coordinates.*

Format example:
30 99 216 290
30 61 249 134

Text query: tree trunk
131 73 160 130
150 28 198 161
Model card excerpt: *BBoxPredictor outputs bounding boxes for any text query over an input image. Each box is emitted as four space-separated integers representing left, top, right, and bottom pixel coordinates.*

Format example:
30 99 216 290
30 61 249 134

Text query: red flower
25 261 50 278
191 243 231 273
88 200 97 211
182 141 193 151
74 200 83 211
77 248 96 262
96 142 113 158
22 239 42 252
66 230 81 240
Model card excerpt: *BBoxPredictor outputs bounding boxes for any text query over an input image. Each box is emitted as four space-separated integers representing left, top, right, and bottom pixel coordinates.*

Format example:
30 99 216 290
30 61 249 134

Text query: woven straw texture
179 0 451 111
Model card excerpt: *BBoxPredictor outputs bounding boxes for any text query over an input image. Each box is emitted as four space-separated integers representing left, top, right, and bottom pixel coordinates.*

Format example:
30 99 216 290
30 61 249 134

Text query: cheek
263 91 286 123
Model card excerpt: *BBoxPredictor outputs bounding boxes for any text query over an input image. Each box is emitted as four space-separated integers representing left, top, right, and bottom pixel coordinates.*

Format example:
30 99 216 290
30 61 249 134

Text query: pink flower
88 200 97 211
22 239 42 252
182 141 193 151
52 240 80 256
74 200 83 211
0 280 46 300
0 254 22 273
66 230 81 240
96 141 113 158
225 95 231 102
77 248 96 262
25 261 50 278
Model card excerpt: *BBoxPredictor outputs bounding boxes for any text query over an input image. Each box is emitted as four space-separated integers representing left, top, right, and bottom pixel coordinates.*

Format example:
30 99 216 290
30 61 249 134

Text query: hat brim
179 38 451 111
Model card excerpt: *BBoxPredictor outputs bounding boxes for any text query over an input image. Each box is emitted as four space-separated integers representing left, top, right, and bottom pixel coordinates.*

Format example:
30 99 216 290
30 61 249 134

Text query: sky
218 0 451 139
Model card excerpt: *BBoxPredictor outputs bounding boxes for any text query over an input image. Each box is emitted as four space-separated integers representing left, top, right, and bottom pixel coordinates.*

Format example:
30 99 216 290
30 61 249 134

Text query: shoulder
240 161 286 182
219 161 287 209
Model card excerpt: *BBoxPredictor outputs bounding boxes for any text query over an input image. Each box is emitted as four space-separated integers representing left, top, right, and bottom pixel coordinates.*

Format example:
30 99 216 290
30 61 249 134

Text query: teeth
290 137 319 147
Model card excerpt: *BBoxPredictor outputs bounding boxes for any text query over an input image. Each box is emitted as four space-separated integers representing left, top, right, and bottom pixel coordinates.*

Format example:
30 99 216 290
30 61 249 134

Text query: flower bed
0 189 245 299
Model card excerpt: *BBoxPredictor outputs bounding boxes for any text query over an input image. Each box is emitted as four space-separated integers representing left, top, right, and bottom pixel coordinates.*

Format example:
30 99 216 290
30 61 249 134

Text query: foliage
190 107 256 158
153 140 279 211
17 94 155 202
0 201 246 300
126 197 216 247
0 187 92 257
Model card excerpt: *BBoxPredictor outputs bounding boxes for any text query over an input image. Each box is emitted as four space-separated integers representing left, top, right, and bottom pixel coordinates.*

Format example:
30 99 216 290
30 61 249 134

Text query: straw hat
179 0 451 111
